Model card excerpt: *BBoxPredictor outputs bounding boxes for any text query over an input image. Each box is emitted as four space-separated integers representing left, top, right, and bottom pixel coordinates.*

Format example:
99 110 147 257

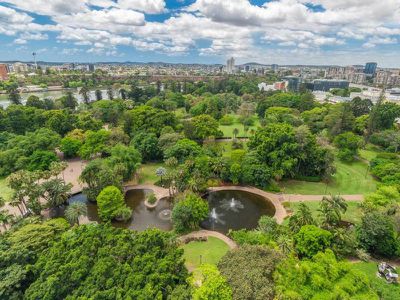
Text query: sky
0 0 399 66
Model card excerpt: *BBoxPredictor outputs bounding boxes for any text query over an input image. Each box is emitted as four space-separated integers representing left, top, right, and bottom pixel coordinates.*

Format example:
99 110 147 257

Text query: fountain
201 190 276 233
220 197 244 212
158 209 172 221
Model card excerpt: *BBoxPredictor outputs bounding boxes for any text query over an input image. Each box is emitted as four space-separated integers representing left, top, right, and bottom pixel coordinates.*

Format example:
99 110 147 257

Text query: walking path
179 229 237 249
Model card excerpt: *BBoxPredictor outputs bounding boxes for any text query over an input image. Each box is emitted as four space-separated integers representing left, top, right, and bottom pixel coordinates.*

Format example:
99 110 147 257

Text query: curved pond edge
124 184 170 209
207 186 287 224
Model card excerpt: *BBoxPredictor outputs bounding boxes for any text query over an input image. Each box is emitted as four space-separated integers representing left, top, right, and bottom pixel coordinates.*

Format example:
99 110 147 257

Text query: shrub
294 225 332 258
171 193 209 233
147 193 157 204
96 186 127 221
219 115 235 125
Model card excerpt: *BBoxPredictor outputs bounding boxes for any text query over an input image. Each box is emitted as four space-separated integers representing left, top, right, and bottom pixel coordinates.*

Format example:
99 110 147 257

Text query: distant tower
364 62 377 77
32 52 37 70
226 57 235 74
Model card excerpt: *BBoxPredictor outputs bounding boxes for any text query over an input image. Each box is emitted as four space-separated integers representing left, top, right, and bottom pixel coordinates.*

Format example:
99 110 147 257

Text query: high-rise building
349 73 366 84
364 62 377 76
226 57 235 74
313 79 349 91
0 64 9 80
283 76 301 92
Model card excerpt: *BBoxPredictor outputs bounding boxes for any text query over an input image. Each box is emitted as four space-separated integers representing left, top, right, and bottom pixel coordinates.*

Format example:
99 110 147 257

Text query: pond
62 189 172 231
201 190 276 234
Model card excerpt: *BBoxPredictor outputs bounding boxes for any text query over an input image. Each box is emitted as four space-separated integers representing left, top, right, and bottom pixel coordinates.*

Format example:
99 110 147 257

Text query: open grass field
181 236 230 270
351 262 400 300
359 144 382 162
279 159 376 195
0 177 13 201
284 200 364 224
219 115 260 138
136 163 166 184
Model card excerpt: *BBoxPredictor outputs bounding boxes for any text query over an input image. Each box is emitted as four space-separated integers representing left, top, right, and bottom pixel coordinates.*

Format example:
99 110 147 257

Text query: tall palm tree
9 198 25 216
65 202 87 225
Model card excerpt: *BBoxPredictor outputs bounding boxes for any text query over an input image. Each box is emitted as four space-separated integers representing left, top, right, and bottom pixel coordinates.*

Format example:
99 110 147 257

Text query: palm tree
9 197 26 215
65 202 87 225
288 202 315 232
42 179 72 209
155 167 167 184
319 195 347 228
79 86 90 104
277 235 293 255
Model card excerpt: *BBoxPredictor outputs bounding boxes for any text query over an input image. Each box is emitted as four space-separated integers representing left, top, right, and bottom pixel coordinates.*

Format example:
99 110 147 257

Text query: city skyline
0 1 400 67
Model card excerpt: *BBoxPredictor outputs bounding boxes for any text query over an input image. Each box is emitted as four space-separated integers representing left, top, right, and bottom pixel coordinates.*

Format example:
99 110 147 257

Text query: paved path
179 229 237 249
283 194 364 202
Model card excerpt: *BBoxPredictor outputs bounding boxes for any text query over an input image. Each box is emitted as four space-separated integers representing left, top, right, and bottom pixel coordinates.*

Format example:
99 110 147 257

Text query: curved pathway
179 229 237 249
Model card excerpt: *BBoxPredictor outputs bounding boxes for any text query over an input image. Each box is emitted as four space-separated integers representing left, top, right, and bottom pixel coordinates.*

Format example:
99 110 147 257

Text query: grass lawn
284 200 363 224
181 236 230 271
219 115 260 138
0 177 13 201
351 262 400 300
136 163 166 184
279 159 376 195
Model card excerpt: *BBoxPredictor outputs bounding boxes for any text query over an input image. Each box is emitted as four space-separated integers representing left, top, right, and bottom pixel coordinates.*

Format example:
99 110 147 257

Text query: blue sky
0 0 399 66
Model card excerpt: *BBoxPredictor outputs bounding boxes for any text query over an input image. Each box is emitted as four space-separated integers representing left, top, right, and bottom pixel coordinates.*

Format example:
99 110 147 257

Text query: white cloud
117 0 166 14
1 0 400 64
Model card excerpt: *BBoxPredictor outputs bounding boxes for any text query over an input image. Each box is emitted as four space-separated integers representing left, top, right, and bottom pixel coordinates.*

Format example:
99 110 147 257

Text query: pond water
201 190 276 234
59 189 172 231
53 189 274 234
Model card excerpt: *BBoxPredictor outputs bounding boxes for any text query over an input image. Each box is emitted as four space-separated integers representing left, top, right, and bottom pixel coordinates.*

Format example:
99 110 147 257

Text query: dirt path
179 229 237 249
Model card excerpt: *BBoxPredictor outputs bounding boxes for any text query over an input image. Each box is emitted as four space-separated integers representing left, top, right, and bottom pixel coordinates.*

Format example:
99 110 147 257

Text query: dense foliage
274 250 378 299
218 245 283 300
24 225 189 299
171 193 209 233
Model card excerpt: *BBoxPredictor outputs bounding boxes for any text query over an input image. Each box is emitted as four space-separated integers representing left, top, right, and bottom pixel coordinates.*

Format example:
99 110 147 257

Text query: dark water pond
58 189 172 231
53 189 274 234
201 190 276 234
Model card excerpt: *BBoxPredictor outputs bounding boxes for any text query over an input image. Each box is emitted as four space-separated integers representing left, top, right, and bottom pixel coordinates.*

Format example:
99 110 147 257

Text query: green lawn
0 177 13 201
137 163 166 184
351 262 400 300
284 200 363 224
181 236 230 271
219 115 260 138
279 159 376 195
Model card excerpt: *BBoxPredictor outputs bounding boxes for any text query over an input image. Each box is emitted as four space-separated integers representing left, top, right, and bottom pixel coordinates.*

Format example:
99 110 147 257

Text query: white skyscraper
226 57 235 74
